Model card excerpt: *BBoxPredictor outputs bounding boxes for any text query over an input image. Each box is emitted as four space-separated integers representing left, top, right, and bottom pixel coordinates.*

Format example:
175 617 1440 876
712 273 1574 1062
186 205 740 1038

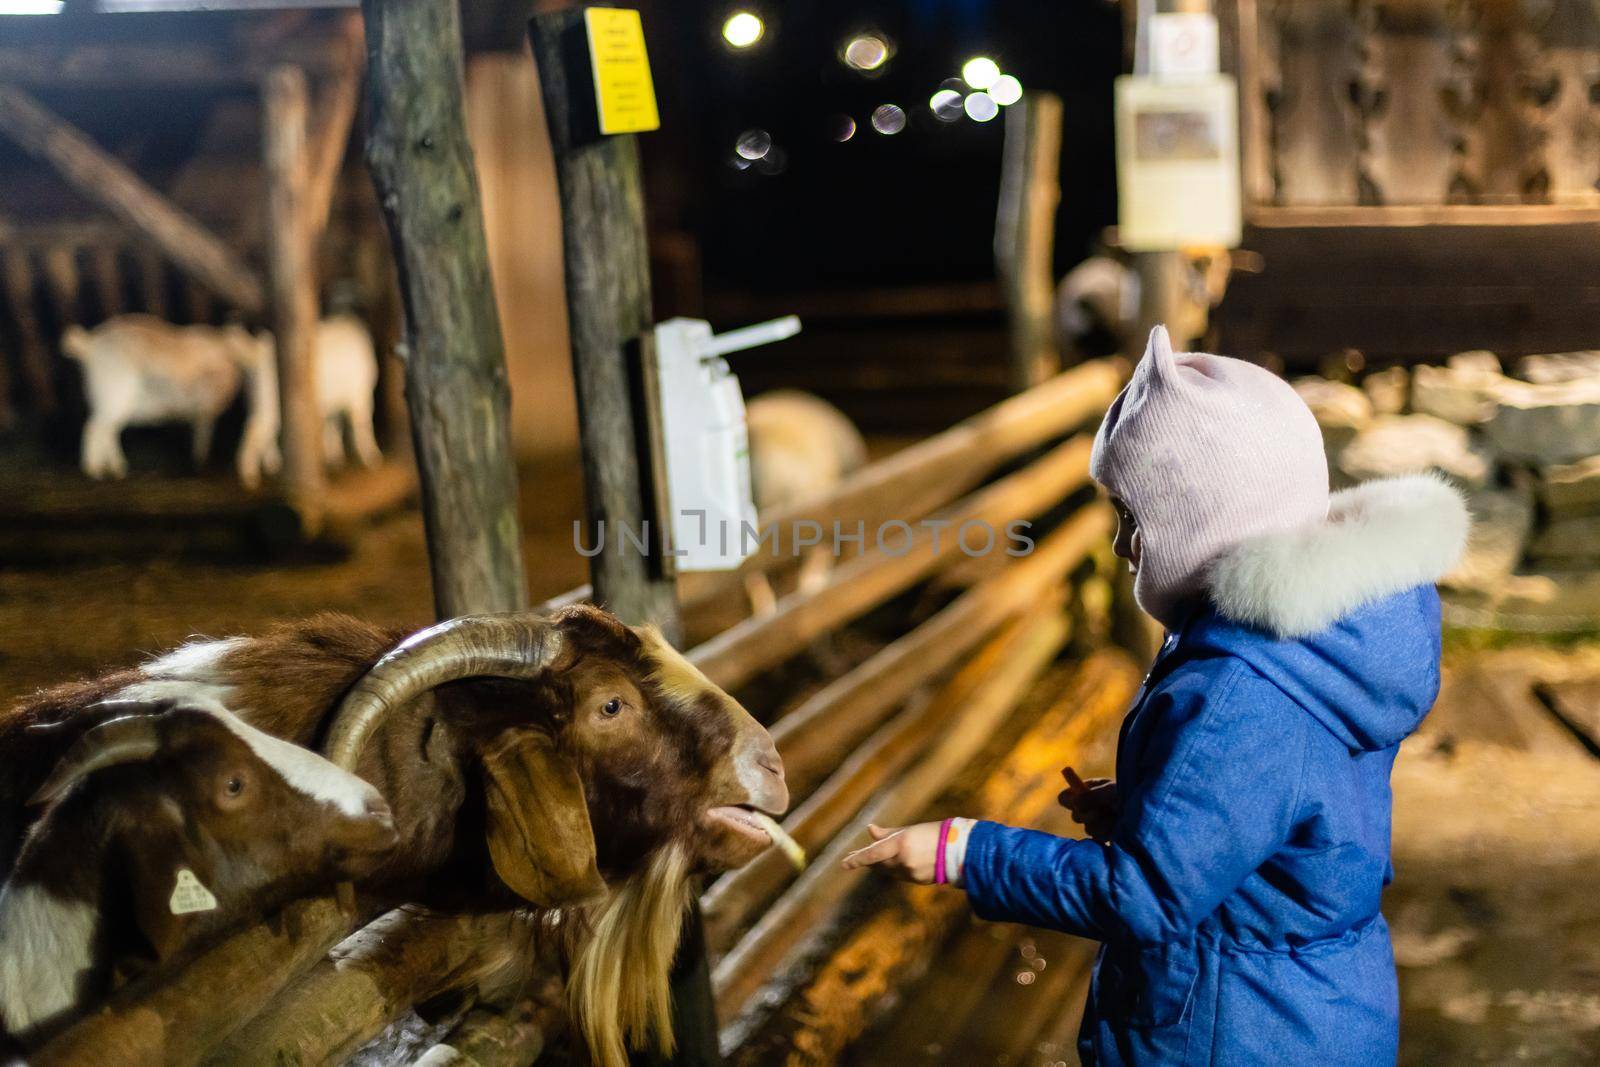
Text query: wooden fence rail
20 358 1125 1067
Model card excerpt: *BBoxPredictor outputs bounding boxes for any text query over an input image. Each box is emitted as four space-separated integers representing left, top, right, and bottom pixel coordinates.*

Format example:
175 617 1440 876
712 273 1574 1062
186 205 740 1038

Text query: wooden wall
464 49 579 460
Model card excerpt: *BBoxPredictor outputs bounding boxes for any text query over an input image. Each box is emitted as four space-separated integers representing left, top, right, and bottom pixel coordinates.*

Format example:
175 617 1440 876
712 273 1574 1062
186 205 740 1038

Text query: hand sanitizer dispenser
651 315 801 571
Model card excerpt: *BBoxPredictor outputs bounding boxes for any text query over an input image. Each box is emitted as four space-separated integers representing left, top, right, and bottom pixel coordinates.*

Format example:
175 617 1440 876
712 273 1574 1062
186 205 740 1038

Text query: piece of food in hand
751 810 806 871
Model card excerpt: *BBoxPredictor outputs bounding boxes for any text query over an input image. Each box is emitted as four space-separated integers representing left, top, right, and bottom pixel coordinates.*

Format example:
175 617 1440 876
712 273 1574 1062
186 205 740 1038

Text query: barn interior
2 1 1600 1065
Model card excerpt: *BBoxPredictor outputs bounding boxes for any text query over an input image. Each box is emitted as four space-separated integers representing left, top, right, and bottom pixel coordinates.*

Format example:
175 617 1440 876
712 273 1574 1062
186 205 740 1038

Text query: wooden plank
0 247 56 412
712 599 1073 1024
0 84 266 313
30 897 356 1067
528 8 682 639
725 648 1141 1063
411 995 564 1067
303 22 363 242
262 64 327 531
689 435 1098 692
0 40 355 89
363 0 529 617
1251 203 1600 226
1456 0 1542 202
1359 1 1459 205
995 91 1063 390
1533 0 1600 204
206 907 539 1067
1269 0 1364 205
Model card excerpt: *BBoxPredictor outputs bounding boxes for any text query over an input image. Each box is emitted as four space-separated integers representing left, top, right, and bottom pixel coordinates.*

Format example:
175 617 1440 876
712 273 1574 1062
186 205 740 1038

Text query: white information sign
1115 75 1242 251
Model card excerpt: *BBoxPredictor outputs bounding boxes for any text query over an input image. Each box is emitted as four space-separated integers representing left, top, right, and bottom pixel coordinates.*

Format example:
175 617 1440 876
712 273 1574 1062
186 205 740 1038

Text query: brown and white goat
0 604 788 1067
0 699 396 1046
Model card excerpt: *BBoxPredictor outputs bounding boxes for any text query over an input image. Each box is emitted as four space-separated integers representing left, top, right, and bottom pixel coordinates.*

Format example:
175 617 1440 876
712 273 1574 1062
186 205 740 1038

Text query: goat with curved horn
321 612 567 771
28 712 162 808
2 602 789 1067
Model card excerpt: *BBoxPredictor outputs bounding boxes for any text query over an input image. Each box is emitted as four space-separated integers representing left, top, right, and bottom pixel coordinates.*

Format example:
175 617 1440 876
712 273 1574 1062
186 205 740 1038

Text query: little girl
844 326 1469 1066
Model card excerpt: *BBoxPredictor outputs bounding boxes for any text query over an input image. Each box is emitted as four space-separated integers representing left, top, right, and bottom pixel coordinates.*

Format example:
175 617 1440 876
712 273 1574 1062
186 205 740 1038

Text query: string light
721 11 764 49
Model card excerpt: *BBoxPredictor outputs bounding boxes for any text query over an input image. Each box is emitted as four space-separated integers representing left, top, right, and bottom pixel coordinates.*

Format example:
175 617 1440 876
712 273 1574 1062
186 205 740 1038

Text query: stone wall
1293 352 1600 631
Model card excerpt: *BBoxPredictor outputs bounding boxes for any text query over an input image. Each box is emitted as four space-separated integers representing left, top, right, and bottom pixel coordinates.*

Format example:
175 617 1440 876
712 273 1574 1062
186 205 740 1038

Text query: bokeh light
735 129 772 160
964 92 1000 122
989 74 1023 105
870 104 907 135
828 114 858 142
962 56 1001 90
721 11 764 49
930 89 964 123
843 34 890 71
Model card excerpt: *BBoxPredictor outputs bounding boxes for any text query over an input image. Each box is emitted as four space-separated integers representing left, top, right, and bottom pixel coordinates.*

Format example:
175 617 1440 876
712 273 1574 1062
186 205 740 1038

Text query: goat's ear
481 729 606 907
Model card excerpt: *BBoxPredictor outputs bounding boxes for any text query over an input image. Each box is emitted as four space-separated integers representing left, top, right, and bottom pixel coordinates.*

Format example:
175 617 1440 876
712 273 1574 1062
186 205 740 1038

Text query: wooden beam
304 24 363 242
995 91 1063 389
0 247 56 412
263 65 327 531
0 84 266 313
1251 203 1600 227
412 996 564 1067
689 435 1097 692
727 649 1141 1064
363 0 529 617
29 897 355 1067
207 907 539 1066
712 597 1073 1023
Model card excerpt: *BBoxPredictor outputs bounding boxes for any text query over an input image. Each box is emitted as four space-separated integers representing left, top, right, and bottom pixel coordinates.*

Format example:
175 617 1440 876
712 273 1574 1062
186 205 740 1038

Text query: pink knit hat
1090 326 1329 629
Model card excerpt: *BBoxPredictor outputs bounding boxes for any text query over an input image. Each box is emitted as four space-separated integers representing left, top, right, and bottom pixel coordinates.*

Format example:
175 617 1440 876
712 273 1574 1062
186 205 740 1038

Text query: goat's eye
602 698 623 717
225 776 245 796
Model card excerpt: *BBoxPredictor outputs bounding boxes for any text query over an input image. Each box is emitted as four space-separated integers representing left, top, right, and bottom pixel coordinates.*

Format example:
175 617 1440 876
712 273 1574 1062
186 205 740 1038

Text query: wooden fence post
362 0 528 617
529 10 702 1064
528 8 682 640
263 65 326 531
995 91 1064 388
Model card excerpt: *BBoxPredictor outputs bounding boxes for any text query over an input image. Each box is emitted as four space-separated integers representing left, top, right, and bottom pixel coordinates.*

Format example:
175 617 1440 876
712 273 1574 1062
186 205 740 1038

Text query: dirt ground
0 459 589 704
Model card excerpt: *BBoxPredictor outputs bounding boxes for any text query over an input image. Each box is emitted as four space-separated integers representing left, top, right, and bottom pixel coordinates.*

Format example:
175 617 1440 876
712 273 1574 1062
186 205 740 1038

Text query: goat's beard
564 840 693 1067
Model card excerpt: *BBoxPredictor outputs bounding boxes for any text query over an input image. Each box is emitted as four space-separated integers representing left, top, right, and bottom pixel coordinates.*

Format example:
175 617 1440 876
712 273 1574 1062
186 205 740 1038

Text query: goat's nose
757 748 784 780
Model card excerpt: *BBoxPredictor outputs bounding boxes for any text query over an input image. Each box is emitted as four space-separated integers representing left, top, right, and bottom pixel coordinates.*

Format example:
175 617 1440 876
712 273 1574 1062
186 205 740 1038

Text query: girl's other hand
840 822 942 883
1059 766 1119 843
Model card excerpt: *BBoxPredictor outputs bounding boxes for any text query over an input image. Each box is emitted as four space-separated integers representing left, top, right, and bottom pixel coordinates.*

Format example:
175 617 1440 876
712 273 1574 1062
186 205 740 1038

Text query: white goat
743 390 868 615
236 315 382 490
62 316 263 480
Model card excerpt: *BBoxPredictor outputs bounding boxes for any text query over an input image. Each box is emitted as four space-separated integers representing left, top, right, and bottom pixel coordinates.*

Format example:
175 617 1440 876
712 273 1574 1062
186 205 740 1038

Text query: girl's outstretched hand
1059 766 1119 843
840 822 941 883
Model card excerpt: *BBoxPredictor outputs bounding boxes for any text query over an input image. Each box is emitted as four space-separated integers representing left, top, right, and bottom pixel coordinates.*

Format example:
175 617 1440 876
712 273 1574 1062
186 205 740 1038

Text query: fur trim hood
1207 474 1470 639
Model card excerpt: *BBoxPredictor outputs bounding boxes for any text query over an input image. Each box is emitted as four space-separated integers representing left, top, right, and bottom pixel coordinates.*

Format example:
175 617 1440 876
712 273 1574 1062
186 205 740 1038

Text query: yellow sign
585 7 660 135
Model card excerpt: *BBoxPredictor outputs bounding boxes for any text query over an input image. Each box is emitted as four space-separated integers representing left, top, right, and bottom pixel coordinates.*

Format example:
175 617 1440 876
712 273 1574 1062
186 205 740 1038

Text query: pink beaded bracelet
934 817 953 885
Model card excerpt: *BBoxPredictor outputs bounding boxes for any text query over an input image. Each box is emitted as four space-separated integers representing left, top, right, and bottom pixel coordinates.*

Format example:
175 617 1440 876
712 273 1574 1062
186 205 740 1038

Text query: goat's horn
322 612 564 770
30 714 163 807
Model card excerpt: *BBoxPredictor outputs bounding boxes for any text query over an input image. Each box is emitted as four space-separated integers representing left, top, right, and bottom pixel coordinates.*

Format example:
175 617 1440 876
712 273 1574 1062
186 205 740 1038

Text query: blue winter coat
961 581 1443 1066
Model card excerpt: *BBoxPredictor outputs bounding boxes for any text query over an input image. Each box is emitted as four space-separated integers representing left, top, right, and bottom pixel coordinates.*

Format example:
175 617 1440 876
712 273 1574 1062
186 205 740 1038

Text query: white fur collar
1207 474 1470 638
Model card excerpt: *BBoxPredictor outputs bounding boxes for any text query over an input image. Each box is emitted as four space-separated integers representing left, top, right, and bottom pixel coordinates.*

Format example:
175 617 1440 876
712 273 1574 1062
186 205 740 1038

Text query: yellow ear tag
169 867 218 915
